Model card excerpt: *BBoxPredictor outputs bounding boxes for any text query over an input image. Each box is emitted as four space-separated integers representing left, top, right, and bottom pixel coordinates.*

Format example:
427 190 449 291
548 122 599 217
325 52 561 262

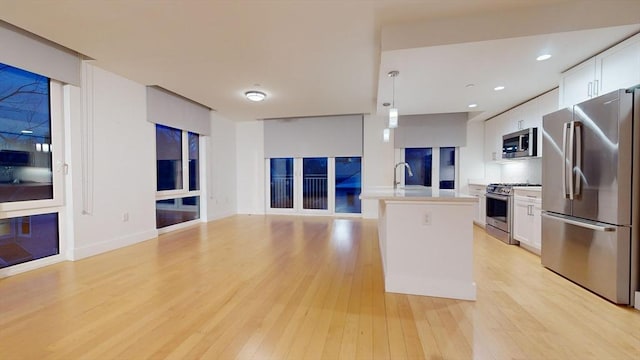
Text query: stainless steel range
485 183 540 244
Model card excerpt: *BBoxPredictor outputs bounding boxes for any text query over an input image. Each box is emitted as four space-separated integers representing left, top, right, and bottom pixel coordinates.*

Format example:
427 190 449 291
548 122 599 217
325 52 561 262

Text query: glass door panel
405 148 432 186
335 157 361 213
439 147 456 189
270 158 294 209
302 157 328 210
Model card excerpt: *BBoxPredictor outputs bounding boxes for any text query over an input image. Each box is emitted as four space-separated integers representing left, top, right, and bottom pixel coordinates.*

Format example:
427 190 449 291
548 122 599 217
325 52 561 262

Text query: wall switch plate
122 212 129 222
635 291 640 310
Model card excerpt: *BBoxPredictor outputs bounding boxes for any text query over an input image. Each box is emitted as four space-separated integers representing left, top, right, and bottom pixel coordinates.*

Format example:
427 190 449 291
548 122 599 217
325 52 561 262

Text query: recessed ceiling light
245 90 266 102
468 103 478 108
465 84 475 88
536 54 552 61
494 86 505 91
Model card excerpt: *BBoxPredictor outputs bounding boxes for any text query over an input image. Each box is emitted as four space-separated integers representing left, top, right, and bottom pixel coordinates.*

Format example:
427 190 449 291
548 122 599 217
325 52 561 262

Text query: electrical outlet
423 213 431 225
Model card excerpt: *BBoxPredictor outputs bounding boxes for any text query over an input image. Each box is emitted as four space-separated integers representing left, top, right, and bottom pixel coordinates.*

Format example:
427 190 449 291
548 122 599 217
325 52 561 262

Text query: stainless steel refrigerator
541 88 639 305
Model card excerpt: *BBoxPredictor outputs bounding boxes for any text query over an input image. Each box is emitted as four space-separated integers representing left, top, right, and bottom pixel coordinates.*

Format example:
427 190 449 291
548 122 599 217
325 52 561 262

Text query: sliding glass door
267 157 361 215
269 158 294 210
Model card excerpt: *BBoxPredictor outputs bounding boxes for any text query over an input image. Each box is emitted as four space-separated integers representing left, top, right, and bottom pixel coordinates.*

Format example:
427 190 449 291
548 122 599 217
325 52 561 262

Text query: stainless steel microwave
502 127 537 158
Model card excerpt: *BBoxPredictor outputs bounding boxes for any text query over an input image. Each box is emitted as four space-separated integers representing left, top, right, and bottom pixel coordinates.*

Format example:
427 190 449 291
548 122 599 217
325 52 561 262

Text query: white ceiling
1 0 639 122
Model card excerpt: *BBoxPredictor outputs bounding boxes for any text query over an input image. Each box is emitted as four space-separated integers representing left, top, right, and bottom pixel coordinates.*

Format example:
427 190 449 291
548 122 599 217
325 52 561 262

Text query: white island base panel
379 200 476 301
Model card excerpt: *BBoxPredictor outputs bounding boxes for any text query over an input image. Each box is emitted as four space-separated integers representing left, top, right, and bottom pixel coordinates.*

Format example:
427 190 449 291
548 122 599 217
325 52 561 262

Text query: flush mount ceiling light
468 103 478 108
494 86 505 91
245 90 266 102
536 54 552 61
388 70 399 128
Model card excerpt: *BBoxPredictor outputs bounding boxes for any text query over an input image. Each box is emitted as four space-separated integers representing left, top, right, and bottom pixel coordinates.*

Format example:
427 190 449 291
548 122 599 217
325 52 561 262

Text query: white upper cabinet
596 35 640 95
483 89 558 162
559 33 640 109
559 58 597 109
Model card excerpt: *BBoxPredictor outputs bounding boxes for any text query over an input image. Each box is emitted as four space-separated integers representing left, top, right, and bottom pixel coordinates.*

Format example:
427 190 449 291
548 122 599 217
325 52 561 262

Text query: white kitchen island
361 187 477 301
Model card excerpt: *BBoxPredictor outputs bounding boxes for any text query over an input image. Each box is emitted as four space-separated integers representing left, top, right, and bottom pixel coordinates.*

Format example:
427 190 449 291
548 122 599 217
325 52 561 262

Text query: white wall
362 114 395 218
459 120 487 192
235 121 265 214
68 64 157 260
207 112 238 219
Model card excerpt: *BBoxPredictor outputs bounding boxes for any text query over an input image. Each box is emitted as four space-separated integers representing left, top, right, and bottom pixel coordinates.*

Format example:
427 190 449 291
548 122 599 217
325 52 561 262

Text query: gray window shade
394 113 467 148
0 21 81 86
146 86 211 135
264 115 363 158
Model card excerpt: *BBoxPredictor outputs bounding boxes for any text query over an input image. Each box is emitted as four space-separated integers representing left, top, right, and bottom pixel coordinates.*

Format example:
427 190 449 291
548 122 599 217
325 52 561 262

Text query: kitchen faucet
394 162 413 189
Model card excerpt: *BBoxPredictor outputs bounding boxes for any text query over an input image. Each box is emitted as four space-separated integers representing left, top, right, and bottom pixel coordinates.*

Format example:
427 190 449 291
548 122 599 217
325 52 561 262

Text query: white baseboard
71 229 158 260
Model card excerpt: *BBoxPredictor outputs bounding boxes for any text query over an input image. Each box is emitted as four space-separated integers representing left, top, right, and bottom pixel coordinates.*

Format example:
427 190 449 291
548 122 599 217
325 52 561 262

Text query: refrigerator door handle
562 122 569 199
542 212 616 232
574 121 582 197
568 121 576 200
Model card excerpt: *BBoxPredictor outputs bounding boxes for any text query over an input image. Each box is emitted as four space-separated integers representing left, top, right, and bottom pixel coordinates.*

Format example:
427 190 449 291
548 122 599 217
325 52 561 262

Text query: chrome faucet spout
393 162 413 189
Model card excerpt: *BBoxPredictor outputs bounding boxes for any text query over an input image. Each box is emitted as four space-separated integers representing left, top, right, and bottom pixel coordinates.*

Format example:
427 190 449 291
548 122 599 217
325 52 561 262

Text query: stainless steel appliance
502 127 538 159
541 88 639 305
486 183 541 245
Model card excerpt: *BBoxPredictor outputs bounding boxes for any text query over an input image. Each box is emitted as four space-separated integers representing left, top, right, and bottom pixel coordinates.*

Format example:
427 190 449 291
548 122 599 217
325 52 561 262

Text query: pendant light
388 70 399 128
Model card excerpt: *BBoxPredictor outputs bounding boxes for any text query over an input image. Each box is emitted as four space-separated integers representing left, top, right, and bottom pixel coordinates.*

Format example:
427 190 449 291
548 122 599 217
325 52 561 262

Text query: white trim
0 253 67 278
157 218 202 234
71 228 158 260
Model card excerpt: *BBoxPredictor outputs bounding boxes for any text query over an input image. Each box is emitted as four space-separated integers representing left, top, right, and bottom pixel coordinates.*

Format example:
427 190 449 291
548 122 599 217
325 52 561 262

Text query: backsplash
501 158 542 184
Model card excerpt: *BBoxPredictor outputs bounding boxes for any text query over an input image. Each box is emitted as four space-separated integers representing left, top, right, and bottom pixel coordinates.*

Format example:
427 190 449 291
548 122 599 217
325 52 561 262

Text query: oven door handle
485 193 510 201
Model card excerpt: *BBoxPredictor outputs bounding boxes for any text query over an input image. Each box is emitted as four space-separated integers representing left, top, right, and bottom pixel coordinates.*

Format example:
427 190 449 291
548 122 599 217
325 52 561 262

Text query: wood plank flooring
1 215 639 359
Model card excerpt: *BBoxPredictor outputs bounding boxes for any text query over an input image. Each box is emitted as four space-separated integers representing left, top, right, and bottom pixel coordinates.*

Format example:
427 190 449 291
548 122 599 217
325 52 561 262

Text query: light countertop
360 186 477 203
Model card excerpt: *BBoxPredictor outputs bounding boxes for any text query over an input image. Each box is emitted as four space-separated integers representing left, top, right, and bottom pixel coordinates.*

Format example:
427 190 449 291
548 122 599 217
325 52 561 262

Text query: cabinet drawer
514 188 541 200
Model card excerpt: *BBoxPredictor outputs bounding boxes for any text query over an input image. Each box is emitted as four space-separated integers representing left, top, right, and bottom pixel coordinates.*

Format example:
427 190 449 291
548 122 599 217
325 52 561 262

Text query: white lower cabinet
513 188 541 254
468 184 486 227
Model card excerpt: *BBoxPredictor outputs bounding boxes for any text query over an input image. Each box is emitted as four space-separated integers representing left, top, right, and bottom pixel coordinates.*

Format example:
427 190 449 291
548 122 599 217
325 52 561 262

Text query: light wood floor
1 215 639 359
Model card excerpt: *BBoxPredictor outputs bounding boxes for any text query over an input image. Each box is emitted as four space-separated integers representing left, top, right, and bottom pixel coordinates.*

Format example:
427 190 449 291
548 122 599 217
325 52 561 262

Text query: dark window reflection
270 158 294 209
335 157 361 213
0 213 58 268
439 147 456 189
156 196 200 228
156 124 183 191
0 62 53 203
303 157 328 210
405 148 432 186
188 132 199 191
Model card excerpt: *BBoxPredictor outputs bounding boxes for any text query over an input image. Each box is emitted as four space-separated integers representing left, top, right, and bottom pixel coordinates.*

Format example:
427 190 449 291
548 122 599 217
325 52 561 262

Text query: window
402 147 458 190
439 147 456 189
188 132 199 191
266 157 362 215
0 63 52 202
335 157 361 214
155 125 201 229
270 158 294 209
156 124 183 191
0 213 58 269
405 148 432 186
0 62 63 271
302 157 328 210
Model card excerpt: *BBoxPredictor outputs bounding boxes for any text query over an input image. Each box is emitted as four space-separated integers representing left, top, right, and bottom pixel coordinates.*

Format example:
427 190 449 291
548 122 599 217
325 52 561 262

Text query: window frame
397 147 460 190
265 156 361 216
0 77 67 275
155 125 203 232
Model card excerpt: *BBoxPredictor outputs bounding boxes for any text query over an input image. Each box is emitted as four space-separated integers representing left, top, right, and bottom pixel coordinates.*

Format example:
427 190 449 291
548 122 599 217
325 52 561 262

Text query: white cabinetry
513 188 542 254
559 33 640 109
483 89 558 162
468 184 486 227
